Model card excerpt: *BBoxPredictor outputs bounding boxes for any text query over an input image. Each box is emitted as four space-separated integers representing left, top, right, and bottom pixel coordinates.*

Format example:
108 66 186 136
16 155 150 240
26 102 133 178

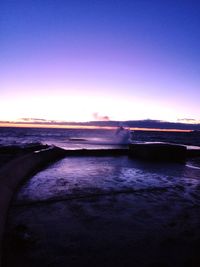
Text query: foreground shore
1 144 200 267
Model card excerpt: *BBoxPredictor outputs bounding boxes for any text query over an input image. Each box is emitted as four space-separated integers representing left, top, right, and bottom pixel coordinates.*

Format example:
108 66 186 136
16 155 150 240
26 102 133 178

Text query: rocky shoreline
1 143 200 267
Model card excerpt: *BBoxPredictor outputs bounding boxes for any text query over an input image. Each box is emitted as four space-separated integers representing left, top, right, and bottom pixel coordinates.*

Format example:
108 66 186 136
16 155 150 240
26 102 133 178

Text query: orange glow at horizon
0 122 193 132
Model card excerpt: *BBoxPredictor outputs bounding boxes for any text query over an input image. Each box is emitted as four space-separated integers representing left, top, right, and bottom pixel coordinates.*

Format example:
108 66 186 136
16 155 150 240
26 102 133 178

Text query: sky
1 0 200 123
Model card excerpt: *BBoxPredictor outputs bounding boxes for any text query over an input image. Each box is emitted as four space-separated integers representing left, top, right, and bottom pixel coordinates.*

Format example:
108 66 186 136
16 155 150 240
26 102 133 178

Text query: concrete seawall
129 143 187 162
0 146 66 265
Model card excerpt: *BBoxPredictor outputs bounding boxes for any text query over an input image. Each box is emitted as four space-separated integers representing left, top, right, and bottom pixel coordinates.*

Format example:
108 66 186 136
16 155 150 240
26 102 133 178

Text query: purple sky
1 0 200 122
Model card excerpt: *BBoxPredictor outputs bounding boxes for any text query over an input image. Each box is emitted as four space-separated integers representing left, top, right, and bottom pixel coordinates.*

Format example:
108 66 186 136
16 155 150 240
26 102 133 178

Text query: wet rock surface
3 193 200 267
2 156 200 267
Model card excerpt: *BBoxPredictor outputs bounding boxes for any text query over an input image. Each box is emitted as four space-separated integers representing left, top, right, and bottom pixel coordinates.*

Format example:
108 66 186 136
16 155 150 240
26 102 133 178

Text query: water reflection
15 156 200 205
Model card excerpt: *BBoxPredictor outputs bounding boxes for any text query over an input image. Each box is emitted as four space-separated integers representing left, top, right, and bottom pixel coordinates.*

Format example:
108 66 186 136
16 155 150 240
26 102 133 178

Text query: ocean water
0 127 130 149
0 126 200 149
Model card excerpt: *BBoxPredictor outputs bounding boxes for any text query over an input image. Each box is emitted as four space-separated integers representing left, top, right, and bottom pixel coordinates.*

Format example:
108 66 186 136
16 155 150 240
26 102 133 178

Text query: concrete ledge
0 146 66 264
0 186 12 247
0 143 49 155
187 149 200 157
129 143 187 162
64 148 128 157
0 144 49 168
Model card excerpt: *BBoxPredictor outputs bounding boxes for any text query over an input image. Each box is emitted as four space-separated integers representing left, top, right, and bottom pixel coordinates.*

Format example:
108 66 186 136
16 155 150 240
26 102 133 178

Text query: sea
0 126 200 149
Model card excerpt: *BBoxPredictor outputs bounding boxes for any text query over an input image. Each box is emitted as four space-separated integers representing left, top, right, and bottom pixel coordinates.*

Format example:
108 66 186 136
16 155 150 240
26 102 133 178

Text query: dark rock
10 224 36 249
187 149 200 157
129 143 187 162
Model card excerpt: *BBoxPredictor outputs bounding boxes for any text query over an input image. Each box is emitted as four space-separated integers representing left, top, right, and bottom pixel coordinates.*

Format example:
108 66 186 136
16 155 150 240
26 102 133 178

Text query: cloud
20 118 49 122
92 112 110 121
177 118 200 124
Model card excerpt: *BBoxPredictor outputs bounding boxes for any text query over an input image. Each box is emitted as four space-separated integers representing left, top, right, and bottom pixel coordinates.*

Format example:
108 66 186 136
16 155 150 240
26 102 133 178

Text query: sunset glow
0 122 193 133
1 0 200 124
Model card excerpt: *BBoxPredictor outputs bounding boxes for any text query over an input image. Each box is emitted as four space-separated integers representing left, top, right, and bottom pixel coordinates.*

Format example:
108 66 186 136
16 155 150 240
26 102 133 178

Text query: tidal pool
14 156 200 205
3 156 200 267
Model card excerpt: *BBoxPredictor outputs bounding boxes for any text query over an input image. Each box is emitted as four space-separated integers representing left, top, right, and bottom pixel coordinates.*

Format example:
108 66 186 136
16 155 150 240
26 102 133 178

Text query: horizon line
0 122 193 133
